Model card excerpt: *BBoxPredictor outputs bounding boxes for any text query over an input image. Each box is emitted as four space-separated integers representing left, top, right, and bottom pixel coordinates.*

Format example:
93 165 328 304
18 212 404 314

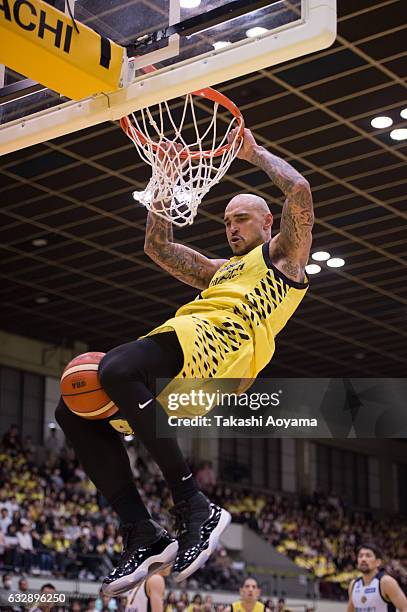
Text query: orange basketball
60 352 118 420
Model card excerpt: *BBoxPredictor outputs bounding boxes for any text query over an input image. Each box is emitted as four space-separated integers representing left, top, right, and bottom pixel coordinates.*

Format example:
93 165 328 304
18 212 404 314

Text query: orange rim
120 86 244 159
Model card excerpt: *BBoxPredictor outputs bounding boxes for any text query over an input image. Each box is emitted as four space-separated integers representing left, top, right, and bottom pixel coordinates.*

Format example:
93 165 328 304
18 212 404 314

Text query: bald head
224 193 273 255
225 194 270 216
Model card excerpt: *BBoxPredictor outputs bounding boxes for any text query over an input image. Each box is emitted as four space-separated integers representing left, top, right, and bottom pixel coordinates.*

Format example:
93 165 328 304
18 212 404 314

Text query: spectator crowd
0 426 243 593
211 486 406 599
0 574 299 612
0 424 406 606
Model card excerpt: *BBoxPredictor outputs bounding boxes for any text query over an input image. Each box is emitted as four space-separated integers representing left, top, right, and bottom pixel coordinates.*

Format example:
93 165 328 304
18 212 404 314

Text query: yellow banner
0 0 126 100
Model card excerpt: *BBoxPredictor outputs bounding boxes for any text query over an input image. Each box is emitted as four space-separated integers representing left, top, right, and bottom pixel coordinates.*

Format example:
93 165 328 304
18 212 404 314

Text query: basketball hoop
120 87 244 227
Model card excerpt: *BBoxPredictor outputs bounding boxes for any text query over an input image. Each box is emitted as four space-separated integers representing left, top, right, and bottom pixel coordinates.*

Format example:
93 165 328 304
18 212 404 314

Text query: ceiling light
312 251 330 261
180 0 201 7
35 296 49 304
124 435 134 442
390 128 407 141
400 108 407 119
246 27 269 38
212 41 232 50
327 257 345 268
370 116 393 129
32 238 48 247
305 264 321 275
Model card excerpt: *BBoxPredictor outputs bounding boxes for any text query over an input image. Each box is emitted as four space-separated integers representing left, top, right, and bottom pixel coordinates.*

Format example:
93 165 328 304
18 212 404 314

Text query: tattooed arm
232 129 314 277
144 211 226 289
144 143 226 288
249 144 313 264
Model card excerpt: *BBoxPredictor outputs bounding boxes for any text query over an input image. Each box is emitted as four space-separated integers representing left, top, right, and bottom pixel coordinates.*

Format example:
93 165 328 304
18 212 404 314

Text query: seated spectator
65 516 81 542
18 577 29 592
1 573 13 590
16 524 34 573
51 529 72 575
0 508 12 535
50 469 64 491
4 524 19 569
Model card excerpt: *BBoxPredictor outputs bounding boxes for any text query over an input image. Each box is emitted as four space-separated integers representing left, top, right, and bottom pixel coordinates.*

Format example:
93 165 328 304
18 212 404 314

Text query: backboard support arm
127 0 283 54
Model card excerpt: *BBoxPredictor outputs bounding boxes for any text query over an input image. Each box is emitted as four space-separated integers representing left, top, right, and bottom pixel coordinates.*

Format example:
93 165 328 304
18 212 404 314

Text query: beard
230 237 259 255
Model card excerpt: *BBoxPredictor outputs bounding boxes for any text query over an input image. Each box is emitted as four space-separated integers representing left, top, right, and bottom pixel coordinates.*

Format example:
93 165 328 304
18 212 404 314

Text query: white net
120 89 244 226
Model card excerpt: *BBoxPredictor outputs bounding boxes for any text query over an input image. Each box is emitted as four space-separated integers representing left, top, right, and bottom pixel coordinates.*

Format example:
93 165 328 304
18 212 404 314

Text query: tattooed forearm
248 145 306 196
248 145 314 260
280 182 314 251
144 210 224 289
145 210 173 247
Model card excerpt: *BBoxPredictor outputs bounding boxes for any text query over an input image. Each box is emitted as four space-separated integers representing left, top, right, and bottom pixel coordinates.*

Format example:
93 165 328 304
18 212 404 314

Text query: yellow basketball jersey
232 601 265 612
148 241 308 417
175 241 308 375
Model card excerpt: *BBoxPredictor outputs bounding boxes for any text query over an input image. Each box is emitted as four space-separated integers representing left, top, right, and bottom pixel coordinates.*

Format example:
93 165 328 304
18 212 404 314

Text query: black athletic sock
108 483 150 524
170 474 200 504
98 335 199 504
55 399 150 524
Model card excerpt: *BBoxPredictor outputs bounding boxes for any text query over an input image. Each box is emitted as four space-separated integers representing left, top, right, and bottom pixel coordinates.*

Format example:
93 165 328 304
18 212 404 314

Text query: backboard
0 0 336 154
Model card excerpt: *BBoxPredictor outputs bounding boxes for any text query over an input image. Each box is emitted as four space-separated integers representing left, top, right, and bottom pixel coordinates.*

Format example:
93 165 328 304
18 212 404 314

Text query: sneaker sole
173 508 231 583
102 540 178 596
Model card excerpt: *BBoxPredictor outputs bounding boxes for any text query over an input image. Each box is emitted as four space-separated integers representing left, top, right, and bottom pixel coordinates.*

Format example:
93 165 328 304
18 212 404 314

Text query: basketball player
125 567 170 612
225 577 272 612
347 544 407 612
55 128 313 596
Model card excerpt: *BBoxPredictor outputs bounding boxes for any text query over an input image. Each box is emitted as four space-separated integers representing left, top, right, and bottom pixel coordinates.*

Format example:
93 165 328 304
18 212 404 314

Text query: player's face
357 549 380 574
224 198 273 255
240 579 260 602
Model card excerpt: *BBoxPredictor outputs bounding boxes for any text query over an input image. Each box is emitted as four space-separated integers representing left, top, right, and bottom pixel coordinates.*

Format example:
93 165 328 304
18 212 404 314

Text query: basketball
60 352 118 420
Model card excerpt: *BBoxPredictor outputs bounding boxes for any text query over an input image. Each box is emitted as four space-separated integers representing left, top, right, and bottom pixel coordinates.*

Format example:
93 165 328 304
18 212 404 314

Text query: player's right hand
228 127 259 162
